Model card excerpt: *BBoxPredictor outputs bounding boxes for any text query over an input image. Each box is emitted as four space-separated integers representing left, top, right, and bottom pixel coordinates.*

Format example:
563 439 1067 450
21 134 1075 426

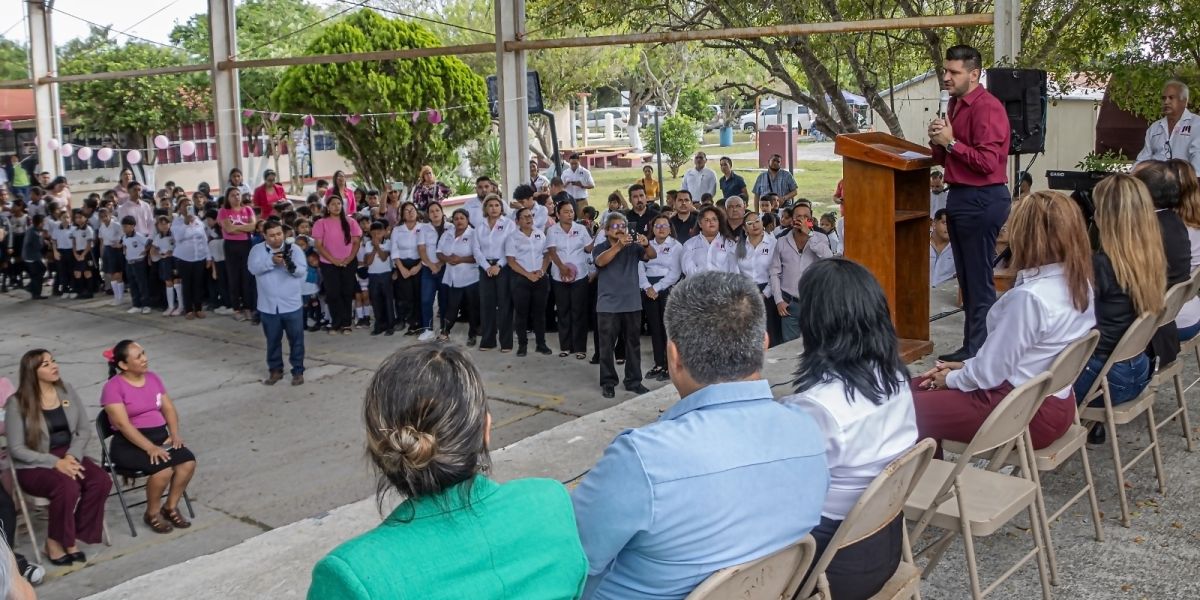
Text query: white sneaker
170 307 184 316
418 329 437 342
141 306 152 314
22 562 44 585
127 307 141 314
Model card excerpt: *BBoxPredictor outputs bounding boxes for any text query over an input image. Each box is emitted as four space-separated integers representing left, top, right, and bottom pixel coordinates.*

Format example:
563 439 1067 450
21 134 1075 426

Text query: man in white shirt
929 170 948 217
1135 80 1200 173
930 209 956 287
681 152 718 200
528 158 550 192
561 154 595 208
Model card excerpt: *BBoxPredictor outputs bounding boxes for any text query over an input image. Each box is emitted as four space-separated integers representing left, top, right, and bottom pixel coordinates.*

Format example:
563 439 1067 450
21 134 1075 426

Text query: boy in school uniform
96 207 126 305
69 209 96 299
120 215 152 314
49 210 73 296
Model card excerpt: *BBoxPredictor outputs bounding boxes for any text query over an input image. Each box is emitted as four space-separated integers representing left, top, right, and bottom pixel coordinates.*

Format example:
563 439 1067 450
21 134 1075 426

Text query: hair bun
389 425 438 470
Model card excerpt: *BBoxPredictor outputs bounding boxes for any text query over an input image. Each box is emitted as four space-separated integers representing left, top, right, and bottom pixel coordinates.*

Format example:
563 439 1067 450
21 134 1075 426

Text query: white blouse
436 227 480 288
505 228 549 273
735 234 777 287
639 237 683 292
947 263 1096 398
473 216 515 266
780 376 918 520
546 221 593 282
681 233 736 276
417 222 445 266
389 221 424 261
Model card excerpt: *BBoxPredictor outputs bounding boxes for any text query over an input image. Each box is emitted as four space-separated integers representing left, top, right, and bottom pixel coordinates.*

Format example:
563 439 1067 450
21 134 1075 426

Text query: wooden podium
833 132 935 363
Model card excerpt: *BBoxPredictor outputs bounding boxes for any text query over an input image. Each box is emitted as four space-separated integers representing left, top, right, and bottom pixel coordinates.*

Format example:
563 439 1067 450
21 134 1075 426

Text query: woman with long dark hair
227 168 251 198
307 344 586 598
313 195 363 334
101 340 198 534
390 201 424 335
7 350 111 565
417 201 448 341
681 205 736 276
914 191 1095 450
640 213 681 380
325 170 357 215
218 187 258 321
506 206 552 356
779 259 917 600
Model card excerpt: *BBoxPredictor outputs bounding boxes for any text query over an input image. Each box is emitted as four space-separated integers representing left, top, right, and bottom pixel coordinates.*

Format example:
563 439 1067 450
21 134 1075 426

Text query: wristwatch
946 140 958 153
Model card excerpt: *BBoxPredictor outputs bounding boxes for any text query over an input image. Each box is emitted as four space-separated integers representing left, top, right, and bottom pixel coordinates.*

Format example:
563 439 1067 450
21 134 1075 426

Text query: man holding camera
593 212 657 399
249 221 307 386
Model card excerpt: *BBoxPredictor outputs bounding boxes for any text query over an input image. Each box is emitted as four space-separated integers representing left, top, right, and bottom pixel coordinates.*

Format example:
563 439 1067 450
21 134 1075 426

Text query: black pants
598 311 642 389
809 515 903 600
224 239 254 312
762 284 783 348
207 261 229 310
368 272 396 333
321 261 358 330
947 184 1010 355
124 260 149 308
511 275 549 348
478 265 514 349
53 252 72 293
177 258 207 313
642 285 670 369
554 279 589 353
24 259 45 298
441 283 480 337
392 259 422 330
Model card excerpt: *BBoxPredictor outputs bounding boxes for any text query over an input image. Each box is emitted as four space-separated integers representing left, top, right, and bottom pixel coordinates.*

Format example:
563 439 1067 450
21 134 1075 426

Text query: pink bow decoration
427 110 442 124
242 109 255 118
302 114 316 127
346 114 362 126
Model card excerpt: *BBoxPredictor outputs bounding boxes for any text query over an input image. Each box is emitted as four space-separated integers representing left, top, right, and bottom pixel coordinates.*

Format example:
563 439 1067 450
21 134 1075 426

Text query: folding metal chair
685 535 818 600
1150 280 1196 452
796 438 936 600
1079 312 1166 527
904 373 1055 600
95 411 194 537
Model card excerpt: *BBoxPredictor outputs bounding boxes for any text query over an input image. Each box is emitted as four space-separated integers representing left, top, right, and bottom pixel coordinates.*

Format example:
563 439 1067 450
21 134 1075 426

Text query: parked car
587 107 629 129
738 104 813 132
703 104 725 132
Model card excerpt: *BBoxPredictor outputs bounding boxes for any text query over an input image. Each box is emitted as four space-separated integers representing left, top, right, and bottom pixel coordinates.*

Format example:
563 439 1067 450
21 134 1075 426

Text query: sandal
144 512 174 534
575 353 586 360
558 352 569 358
161 506 192 529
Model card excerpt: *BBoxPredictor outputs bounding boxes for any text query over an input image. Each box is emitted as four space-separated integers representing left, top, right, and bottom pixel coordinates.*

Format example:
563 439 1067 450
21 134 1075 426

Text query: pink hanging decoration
346 114 362 126
427 110 442 124
411 111 420 123
46 138 60 151
1 120 11 131
60 143 74 155
96 147 113 161
153 135 170 150
76 146 93 161
270 112 281 122
126 150 143 165
180 141 197 157
302 114 316 127
242 109 255 118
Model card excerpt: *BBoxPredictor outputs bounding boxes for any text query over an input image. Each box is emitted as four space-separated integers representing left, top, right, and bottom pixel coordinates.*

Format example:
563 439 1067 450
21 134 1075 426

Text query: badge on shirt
1182 124 1193 136
155 393 163 408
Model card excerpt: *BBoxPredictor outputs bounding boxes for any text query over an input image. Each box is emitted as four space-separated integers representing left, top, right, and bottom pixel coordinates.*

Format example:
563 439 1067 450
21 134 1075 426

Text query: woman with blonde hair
913 191 1095 451
307 343 586 598
1169 159 1200 340
1073 175 1165 418
410 165 450 212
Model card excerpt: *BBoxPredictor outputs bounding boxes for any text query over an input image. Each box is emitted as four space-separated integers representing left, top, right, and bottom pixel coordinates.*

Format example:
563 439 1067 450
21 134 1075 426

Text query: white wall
873 75 1100 190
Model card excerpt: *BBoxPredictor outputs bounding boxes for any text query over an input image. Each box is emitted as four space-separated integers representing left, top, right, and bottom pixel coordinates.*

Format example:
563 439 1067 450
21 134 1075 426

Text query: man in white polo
681 152 717 200
1136 80 1200 173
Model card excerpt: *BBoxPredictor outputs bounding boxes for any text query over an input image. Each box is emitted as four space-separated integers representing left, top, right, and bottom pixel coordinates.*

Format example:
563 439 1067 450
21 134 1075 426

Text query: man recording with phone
593 212 656 399
249 221 307 386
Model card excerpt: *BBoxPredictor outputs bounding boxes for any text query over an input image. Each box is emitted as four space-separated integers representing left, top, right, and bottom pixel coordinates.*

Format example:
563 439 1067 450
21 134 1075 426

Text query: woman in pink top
218 187 258 322
324 170 357 215
101 340 197 534
313 196 363 334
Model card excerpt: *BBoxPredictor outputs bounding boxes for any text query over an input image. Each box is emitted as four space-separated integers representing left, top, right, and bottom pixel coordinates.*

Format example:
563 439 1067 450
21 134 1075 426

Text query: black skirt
109 425 197 475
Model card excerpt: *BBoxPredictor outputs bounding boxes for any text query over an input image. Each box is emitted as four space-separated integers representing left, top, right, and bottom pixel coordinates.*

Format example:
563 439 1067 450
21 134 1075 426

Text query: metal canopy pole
495 0 529 197
26 0 62 177
209 0 243 190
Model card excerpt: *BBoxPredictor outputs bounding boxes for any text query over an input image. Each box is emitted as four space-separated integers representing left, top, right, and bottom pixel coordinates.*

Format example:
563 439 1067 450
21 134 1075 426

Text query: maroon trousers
911 379 1075 453
16 447 112 547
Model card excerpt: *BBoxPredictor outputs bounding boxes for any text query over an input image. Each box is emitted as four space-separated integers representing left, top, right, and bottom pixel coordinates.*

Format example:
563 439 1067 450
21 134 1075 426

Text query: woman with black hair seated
101 340 197 534
779 258 918 600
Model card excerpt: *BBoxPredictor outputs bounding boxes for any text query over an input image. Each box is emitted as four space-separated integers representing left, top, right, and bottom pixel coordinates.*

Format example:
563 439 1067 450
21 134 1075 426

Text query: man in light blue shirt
572 271 829 600
249 221 307 386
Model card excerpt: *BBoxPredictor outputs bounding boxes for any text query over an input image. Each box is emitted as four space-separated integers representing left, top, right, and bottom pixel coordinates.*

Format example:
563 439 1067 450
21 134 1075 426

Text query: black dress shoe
601 386 615 399
589 355 600 365
466 336 477 347
536 345 553 355
370 329 383 336
385 329 395 336
646 366 663 379
937 347 972 362
45 553 71 566
1087 423 1106 445
69 551 86 563
626 384 651 394
516 347 528 357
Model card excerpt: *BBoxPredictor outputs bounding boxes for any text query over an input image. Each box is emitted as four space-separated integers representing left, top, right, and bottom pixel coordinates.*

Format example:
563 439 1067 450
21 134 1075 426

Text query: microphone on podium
939 90 949 119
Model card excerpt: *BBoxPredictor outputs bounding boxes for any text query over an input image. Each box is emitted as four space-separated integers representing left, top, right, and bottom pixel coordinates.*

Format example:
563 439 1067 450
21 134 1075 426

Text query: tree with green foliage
677 87 715 122
273 9 489 191
58 27 209 171
648 115 700 178
0 39 28 81
171 0 329 191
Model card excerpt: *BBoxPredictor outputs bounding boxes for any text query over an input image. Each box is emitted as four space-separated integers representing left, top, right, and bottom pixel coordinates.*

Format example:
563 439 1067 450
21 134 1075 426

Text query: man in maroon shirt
928 44 1011 362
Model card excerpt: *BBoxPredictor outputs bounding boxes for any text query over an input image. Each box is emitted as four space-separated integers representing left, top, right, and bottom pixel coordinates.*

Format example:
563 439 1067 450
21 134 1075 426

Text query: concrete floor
0 289 661 600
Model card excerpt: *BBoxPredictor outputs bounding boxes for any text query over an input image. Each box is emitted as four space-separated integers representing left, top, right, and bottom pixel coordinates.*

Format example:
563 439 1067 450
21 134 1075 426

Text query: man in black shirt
668 190 699 243
625 184 659 237
718 157 748 201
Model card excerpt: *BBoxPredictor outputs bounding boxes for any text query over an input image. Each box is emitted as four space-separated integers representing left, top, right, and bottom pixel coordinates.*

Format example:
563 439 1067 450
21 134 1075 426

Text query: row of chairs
686 268 1200 600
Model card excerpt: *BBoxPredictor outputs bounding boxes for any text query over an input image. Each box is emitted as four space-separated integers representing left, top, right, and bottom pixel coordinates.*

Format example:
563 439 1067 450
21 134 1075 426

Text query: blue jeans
1073 353 1151 407
420 267 445 330
261 308 305 376
1179 320 1200 341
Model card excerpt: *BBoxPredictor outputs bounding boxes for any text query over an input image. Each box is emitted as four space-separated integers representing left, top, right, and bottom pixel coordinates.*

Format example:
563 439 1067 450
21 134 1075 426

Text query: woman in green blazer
308 343 587 600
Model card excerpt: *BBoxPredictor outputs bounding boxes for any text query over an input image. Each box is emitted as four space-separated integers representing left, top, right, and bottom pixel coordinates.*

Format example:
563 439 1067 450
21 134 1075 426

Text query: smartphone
186 205 195 217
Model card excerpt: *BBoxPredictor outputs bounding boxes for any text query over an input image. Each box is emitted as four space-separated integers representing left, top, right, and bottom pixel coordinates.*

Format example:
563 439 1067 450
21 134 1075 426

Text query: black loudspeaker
986 68 1048 155
486 71 545 119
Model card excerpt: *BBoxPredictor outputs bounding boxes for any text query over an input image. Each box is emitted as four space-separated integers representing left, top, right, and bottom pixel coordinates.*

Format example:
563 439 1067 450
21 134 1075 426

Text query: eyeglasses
653 224 670 229
609 223 627 230
744 219 761 226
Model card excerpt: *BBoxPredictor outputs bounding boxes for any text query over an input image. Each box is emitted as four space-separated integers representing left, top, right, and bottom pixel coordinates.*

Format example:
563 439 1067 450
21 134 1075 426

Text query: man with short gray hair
593 211 655 398
572 271 828 600
1136 80 1200 173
